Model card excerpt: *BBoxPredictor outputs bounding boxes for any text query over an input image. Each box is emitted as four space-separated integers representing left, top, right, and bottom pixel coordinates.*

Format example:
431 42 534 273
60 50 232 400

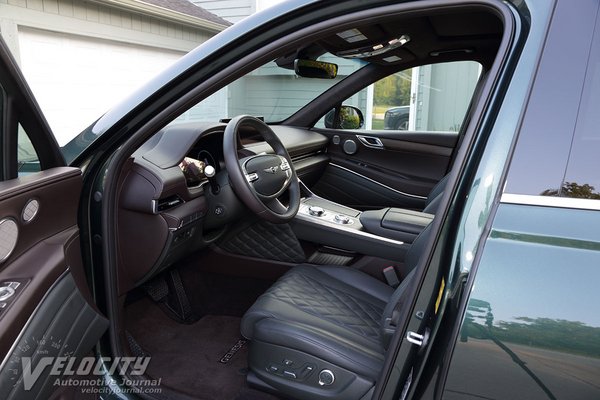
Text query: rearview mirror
294 59 338 79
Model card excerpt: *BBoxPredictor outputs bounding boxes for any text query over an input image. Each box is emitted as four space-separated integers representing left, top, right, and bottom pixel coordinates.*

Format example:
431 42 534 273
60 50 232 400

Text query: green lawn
371 118 385 130
371 105 389 130
374 105 391 114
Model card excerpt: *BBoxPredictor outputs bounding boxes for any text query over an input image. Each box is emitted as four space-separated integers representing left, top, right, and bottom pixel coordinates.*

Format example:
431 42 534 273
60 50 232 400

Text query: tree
373 70 412 107
541 181 600 199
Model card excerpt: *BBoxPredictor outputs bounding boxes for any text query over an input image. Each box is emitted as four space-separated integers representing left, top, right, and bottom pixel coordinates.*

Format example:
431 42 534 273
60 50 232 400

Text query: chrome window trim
501 193 600 211
329 163 427 200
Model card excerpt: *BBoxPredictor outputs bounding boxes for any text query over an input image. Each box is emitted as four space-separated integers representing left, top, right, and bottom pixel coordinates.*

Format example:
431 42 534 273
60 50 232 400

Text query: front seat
423 174 449 214
241 225 431 400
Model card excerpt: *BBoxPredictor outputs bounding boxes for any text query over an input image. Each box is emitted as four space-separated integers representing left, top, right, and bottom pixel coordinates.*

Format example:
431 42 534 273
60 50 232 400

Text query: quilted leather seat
241 225 430 400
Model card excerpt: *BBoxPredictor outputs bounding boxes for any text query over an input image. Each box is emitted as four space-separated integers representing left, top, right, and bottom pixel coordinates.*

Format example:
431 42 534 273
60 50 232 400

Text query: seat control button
318 369 335 386
268 365 279 374
283 359 293 366
283 370 297 379
300 364 315 379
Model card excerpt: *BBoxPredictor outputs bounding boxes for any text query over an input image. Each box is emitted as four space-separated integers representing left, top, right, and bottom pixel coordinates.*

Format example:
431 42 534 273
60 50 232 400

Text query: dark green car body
0 0 598 399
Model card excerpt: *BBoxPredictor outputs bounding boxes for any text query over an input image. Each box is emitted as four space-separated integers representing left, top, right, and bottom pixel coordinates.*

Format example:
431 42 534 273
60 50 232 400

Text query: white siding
19 27 185 145
415 61 480 132
0 0 212 60
0 0 221 144
191 0 254 23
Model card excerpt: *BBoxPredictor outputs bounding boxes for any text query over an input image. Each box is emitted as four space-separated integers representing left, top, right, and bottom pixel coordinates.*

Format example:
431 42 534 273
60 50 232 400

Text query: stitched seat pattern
219 221 306 263
262 268 385 340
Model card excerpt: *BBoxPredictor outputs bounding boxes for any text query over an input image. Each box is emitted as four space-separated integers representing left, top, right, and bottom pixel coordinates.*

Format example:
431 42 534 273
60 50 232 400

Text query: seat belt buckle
383 266 400 288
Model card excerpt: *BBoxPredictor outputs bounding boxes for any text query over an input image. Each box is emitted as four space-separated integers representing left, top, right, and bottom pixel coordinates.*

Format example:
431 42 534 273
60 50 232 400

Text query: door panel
0 168 108 399
312 130 457 210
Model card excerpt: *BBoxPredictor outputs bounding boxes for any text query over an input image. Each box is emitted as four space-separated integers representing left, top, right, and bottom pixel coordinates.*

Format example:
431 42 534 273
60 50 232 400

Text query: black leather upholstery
242 265 392 380
241 225 432 400
423 174 449 214
219 220 306 263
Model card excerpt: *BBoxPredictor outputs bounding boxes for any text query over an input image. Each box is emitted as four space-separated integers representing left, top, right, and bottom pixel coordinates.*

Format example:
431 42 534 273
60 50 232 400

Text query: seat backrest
380 223 433 347
423 174 449 214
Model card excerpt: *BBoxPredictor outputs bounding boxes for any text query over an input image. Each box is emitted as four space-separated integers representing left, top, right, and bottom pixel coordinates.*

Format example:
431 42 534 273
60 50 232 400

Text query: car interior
109 4 507 400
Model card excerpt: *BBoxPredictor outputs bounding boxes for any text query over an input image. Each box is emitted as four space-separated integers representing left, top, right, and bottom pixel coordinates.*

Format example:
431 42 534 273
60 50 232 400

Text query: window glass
172 55 366 125
555 39 600 199
505 3 599 198
332 61 481 132
17 123 40 175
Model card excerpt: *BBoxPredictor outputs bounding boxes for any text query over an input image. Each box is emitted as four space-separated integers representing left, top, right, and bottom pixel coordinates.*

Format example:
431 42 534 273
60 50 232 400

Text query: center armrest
360 208 433 243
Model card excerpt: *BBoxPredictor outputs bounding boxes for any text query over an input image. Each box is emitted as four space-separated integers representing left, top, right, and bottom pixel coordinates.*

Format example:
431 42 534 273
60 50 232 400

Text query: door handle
357 135 384 149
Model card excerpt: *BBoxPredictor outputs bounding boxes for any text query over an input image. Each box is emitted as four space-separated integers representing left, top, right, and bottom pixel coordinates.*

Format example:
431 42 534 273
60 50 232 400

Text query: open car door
0 38 108 399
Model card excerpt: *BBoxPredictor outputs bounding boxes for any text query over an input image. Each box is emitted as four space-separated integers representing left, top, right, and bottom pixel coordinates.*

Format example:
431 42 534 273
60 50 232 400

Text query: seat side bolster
253 317 385 381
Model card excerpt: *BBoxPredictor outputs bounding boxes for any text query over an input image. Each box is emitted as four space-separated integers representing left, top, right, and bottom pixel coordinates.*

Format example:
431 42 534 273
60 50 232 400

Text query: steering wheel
223 115 301 223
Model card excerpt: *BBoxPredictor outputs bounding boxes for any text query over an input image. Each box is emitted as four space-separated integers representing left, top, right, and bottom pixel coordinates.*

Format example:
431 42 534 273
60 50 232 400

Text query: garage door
18 27 185 146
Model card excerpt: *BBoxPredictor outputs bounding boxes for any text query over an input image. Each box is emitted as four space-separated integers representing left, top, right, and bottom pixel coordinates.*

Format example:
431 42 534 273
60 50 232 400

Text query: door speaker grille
0 218 18 262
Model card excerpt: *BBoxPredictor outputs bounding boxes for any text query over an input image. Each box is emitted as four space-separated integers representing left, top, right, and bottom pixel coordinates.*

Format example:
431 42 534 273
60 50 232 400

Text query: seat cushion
241 265 394 379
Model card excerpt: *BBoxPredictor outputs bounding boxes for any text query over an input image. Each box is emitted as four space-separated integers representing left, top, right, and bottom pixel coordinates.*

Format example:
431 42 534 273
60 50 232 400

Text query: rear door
0 38 107 399
312 61 482 210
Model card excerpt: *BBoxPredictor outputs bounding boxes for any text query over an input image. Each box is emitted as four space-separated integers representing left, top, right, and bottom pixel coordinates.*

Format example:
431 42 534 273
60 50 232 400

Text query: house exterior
191 0 255 23
0 0 229 145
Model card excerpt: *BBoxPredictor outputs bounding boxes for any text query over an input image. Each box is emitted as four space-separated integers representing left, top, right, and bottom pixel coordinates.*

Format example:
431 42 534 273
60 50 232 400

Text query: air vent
154 195 183 213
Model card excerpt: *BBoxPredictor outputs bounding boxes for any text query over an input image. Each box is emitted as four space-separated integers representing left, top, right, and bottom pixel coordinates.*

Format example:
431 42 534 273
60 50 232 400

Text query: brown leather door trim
0 167 82 267
0 167 80 201
0 166 102 358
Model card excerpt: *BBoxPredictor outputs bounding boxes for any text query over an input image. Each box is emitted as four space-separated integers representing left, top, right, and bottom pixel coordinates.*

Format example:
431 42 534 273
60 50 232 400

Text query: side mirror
294 59 338 79
324 105 365 129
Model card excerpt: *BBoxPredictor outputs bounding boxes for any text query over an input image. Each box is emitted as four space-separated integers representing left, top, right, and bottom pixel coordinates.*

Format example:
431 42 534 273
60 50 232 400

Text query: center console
298 197 361 227
291 183 433 262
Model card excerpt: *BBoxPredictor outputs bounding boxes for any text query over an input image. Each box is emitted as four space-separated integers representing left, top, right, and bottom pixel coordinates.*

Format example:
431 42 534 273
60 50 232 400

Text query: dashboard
115 121 329 294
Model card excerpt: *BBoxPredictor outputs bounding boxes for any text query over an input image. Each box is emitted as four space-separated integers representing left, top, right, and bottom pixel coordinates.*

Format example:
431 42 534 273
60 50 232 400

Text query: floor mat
126 298 279 400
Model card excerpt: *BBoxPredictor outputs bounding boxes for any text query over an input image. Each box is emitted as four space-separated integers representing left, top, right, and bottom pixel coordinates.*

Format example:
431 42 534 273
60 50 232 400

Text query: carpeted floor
125 298 279 400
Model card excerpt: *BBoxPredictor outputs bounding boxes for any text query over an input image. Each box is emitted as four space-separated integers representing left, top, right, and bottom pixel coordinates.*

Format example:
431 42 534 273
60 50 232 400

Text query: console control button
308 206 325 217
334 214 351 224
318 369 335 386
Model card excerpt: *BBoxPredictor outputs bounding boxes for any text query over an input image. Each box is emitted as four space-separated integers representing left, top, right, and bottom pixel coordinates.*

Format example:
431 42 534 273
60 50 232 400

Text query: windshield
61 53 366 164
172 54 366 125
